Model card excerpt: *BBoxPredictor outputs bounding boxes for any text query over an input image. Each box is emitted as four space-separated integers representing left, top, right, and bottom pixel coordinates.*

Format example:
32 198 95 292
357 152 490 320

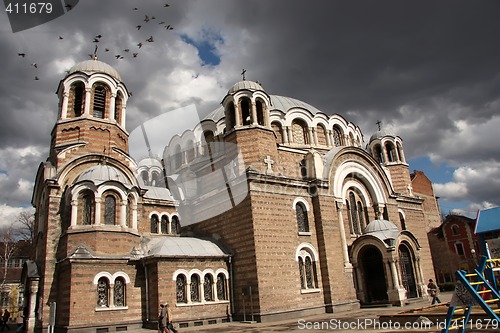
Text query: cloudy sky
1 0 499 227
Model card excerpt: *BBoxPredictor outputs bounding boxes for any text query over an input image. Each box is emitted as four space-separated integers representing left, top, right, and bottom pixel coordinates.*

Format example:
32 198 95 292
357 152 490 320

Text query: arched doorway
399 243 417 298
359 245 388 303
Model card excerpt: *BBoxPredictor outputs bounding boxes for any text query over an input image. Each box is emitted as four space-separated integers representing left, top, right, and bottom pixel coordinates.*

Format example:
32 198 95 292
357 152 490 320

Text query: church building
26 59 441 333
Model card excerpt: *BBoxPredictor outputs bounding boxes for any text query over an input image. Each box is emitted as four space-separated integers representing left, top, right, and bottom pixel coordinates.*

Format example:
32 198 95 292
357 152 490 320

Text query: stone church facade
26 59 441 333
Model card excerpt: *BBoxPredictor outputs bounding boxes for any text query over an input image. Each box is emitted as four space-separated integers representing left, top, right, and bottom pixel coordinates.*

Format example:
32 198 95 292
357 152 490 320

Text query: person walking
158 304 167 333
165 303 178 333
427 279 441 305
1 309 10 331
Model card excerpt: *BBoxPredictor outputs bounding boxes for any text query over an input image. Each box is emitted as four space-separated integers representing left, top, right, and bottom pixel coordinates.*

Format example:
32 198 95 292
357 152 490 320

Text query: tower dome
227 80 264 94
68 59 122 82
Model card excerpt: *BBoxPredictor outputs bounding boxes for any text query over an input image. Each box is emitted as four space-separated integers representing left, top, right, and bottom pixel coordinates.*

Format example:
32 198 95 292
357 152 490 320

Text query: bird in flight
34 76 39 80
133 53 138 58
124 49 130 53
137 42 143 48
59 36 63 40
93 38 99 43
105 48 110 52
31 63 37 68
164 3 170 7
133 7 138 10
18 53 26 57
115 55 122 59
136 25 142 30
95 34 102 39
165 25 173 30
144 15 150 23
146 36 154 42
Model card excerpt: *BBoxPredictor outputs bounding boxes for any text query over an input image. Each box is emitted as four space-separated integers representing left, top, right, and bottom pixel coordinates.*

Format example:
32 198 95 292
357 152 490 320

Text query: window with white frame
94 272 129 310
174 269 229 305
296 245 319 292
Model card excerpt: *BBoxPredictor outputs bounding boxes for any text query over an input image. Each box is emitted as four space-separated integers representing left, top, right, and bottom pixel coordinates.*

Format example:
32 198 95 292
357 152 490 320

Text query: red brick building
428 214 481 285
28 60 442 332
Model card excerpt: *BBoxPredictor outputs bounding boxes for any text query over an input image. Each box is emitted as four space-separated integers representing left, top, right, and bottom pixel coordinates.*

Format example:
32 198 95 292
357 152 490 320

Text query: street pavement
132 292 468 333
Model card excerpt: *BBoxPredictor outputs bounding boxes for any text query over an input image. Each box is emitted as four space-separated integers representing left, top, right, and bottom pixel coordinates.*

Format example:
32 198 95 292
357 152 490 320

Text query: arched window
81 190 94 225
171 216 179 235
297 248 318 290
97 277 109 307
190 274 200 302
176 275 187 303
141 170 149 186
271 122 283 144
333 126 343 147
203 131 215 156
204 275 214 302
316 125 327 146
373 144 384 163
151 215 159 233
72 82 84 117
357 201 365 231
127 197 132 228
93 86 106 119
385 142 396 162
152 171 162 187
292 119 308 144
161 216 168 234
114 92 122 124
256 100 265 126
296 202 309 232
451 224 460 236
397 143 405 163
174 145 182 169
216 273 227 301
349 192 360 234
104 195 116 225
241 98 251 125
114 277 126 307
186 140 195 162
226 102 235 129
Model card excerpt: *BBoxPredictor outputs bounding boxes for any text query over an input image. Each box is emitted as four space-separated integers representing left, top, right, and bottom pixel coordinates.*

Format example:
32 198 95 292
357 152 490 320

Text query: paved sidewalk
132 292 483 333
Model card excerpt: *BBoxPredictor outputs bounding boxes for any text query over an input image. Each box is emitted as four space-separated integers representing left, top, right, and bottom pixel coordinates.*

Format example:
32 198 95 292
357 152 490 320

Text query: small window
256 100 265 126
114 277 126 307
333 127 343 147
455 242 465 256
190 274 200 302
451 225 460 236
296 202 309 232
97 277 109 307
204 275 214 302
297 248 319 290
161 216 168 234
171 216 179 235
104 195 116 225
151 215 159 233
82 191 95 225
241 98 251 125
93 86 106 118
176 275 187 303
216 274 228 301
73 83 84 117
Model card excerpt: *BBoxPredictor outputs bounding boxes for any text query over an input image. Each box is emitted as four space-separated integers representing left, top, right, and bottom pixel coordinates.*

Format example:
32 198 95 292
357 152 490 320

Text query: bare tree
16 211 35 245
0 225 19 288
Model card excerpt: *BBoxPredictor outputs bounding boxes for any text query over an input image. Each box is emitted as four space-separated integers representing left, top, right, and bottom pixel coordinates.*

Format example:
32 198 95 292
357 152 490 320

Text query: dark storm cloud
1 0 500 216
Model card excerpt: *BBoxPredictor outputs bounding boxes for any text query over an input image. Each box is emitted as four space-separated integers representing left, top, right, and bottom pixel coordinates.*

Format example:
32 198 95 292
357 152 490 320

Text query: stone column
307 127 314 145
283 126 289 144
234 101 241 127
121 105 127 127
26 279 39 333
251 101 257 125
94 197 101 225
109 93 116 121
120 201 127 227
312 127 318 145
84 88 92 115
287 127 293 144
325 129 332 147
132 203 138 229
70 199 78 227
336 201 352 270
61 92 69 119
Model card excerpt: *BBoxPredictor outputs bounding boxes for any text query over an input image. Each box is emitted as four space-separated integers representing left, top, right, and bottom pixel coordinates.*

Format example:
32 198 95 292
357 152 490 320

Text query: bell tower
367 129 411 195
222 79 278 173
51 59 130 170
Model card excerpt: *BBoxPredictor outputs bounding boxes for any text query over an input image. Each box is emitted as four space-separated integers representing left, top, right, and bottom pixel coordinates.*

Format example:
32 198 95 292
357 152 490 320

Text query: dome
68 59 122 81
369 129 394 143
227 80 264 94
137 157 163 169
146 237 228 258
75 165 130 185
364 219 400 242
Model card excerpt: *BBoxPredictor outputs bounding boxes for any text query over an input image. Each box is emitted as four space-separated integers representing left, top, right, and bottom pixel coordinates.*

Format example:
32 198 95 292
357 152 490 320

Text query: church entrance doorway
359 245 387 303
399 244 417 298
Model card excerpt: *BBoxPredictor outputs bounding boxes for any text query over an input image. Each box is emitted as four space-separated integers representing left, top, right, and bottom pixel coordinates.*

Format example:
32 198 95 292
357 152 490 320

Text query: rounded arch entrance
358 245 388 304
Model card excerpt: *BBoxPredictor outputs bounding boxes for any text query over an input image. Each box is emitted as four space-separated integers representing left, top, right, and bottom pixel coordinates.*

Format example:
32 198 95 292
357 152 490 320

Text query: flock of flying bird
17 3 174 82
